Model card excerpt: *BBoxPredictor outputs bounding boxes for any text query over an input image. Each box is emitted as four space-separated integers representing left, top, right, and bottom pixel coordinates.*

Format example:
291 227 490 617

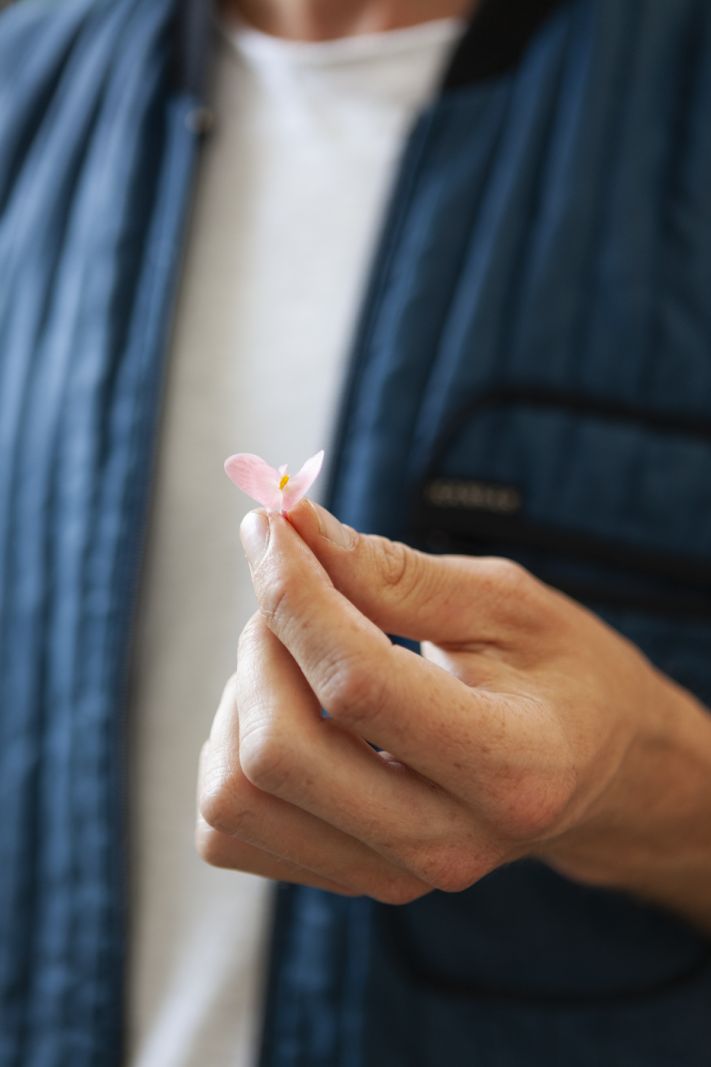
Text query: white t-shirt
126 14 463 1067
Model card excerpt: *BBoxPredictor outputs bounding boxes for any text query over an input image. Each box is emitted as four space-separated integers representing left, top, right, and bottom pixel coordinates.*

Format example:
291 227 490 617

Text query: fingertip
281 498 320 540
259 505 323 574
240 508 270 566
290 500 356 550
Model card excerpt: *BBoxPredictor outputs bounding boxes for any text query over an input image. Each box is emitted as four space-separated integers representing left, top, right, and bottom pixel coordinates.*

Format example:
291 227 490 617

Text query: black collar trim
441 0 569 91
175 0 569 99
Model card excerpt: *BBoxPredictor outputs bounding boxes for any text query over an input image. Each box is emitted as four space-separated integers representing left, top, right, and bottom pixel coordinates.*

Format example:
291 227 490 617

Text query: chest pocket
392 384 711 1002
413 385 711 705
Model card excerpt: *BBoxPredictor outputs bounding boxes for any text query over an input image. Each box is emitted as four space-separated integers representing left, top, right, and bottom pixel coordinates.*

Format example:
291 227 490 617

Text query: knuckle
408 842 491 894
195 822 232 868
239 723 295 794
318 651 387 726
481 556 530 594
369 874 431 906
198 776 237 835
258 568 294 626
377 538 413 591
490 769 575 841
198 758 255 837
476 557 546 626
195 819 260 873
376 538 435 611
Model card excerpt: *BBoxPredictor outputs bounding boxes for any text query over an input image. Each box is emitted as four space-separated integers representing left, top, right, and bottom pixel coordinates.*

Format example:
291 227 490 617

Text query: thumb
287 500 509 644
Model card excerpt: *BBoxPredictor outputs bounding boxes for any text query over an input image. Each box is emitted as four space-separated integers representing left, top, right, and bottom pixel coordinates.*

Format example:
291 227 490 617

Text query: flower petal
224 453 281 511
280 449 325 511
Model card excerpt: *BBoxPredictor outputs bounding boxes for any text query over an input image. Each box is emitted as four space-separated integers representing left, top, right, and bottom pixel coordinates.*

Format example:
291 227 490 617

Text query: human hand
197 502 711 922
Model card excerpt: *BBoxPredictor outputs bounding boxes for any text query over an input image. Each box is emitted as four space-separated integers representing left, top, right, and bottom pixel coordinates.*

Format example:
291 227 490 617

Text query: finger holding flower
198 451 711 929
224 449 324 515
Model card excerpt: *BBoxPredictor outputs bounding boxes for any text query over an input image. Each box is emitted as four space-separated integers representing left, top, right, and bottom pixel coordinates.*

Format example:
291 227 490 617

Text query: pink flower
224 449 325 514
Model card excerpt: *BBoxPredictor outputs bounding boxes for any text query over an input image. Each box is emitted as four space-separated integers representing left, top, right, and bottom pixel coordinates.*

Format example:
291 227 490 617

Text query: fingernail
240 510 270 565
312 502 355 549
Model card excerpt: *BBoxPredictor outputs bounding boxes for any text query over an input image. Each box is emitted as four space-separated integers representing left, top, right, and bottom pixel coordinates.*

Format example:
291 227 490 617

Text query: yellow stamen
279 473 290 491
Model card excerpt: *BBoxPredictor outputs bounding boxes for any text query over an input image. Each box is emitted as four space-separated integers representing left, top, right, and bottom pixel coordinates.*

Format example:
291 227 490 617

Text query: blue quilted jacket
1 1 710 1064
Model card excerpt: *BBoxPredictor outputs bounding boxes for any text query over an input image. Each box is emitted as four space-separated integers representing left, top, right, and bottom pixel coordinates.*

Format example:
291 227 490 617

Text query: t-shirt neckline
219 11 466 71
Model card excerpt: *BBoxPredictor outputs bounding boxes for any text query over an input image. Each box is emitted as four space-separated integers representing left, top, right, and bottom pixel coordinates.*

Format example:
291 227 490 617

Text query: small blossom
224 449 324 514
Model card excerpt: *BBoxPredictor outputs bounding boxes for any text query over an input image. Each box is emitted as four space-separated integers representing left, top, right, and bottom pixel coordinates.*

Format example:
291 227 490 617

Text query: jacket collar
175 0 569 97
442 0 569 89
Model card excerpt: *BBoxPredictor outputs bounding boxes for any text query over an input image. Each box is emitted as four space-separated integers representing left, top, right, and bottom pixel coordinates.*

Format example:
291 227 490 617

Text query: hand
197 502 711 926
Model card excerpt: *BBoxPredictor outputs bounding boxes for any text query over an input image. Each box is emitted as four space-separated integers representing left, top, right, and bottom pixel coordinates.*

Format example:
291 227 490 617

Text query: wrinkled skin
197 501 711 930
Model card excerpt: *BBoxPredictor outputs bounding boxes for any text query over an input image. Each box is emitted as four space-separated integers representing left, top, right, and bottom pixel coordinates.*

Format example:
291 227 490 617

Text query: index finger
240 511 550 813
286 500 548 646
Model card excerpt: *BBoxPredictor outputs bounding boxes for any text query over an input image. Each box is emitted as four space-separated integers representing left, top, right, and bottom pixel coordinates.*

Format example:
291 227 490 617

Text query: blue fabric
1 0 710 1065
270 0 711 1063
0 1 201 1063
